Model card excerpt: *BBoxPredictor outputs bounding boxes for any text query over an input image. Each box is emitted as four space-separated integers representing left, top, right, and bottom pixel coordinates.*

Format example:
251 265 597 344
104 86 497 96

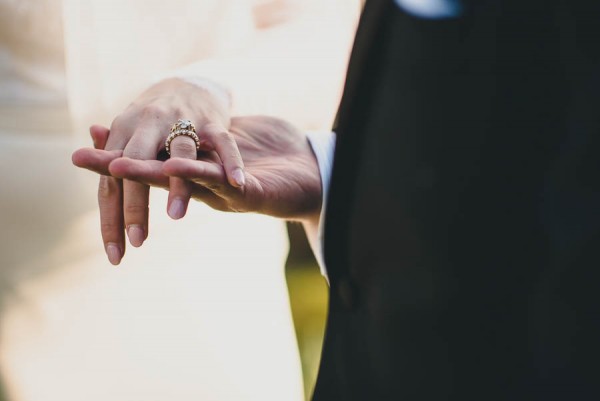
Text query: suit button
337 278 359 310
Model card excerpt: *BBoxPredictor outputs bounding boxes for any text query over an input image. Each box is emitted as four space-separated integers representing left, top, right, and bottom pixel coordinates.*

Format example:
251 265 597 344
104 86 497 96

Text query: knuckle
141 103 168 119
98 177 119 199
100 221 120 235
124 204 148 217
110 114 127 132
202 122 222 134
122 148 146 160
215 131 240 153
214 129 233 142
202 123 226 140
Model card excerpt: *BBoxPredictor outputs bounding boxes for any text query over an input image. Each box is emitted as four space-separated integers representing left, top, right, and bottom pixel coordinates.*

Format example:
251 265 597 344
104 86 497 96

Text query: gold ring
165 119 200 155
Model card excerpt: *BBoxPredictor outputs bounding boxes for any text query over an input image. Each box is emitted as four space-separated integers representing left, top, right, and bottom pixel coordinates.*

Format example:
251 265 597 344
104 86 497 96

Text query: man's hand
73 115 323 264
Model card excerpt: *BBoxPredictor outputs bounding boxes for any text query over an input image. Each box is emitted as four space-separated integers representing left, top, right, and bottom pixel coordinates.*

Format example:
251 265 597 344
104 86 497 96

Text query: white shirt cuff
305 130 336 279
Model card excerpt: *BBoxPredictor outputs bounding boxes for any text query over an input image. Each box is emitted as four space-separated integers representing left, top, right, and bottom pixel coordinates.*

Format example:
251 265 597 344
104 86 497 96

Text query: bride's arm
163 0 360 129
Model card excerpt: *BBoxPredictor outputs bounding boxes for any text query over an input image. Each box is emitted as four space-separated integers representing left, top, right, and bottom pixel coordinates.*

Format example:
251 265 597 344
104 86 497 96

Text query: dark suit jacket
314 0 600 400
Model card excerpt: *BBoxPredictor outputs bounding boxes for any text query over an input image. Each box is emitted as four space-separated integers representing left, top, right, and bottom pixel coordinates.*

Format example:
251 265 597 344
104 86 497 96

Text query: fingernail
127 225 145 247
232 168 246 187
106 243 122 265
168 199 186 220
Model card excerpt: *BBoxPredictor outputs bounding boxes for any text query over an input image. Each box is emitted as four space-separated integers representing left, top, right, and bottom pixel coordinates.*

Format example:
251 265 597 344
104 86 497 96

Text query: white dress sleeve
162 0 361 130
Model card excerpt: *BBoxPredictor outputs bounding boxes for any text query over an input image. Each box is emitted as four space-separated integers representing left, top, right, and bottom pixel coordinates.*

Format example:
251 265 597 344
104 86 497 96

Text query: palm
173 115 322 220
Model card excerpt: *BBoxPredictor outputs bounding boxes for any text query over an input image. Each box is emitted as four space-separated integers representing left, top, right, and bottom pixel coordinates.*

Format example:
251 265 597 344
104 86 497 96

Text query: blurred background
286 225 329 400
0 1 359 400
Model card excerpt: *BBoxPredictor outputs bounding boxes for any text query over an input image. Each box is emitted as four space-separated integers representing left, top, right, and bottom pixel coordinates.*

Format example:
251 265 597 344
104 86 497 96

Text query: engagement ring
165 119 200 155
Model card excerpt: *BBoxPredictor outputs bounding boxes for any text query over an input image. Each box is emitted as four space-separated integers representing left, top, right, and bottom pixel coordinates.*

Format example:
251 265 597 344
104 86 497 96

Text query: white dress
0 0 359 400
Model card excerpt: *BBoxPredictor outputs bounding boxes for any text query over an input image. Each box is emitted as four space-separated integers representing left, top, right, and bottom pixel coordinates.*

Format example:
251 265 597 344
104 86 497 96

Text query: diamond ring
165 119 200 156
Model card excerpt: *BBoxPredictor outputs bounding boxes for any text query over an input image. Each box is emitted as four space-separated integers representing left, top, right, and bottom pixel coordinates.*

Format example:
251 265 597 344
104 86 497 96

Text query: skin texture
81 78 246 264
102 78 240 245
73 115 323 265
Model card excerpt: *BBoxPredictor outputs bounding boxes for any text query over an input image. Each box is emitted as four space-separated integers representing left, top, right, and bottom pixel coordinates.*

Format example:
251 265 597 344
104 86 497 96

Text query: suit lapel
334 0 391 131
325 0 394 279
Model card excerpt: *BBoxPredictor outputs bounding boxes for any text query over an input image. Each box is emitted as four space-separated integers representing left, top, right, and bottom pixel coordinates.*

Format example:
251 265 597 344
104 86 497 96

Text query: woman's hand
118 115 322 218
78 77 247 263
73 115 323 265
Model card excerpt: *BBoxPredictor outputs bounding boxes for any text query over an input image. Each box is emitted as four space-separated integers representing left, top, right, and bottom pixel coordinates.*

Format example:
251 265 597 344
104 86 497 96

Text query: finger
109 158 170 189
167 135 197 219
162 158 239 211
90 125 110 150
121 129 162 248
95 117 135 260
201 123 246 188
111 157 228 211
72 148 123 175
87 124 122 265
106 111 166 248
98 175 125 265
163 158 229 196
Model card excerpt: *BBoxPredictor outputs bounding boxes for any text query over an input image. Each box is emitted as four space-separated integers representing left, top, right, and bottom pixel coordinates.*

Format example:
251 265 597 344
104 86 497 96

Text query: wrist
147 76 230 113
173 76 232 112
147 78 231 129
